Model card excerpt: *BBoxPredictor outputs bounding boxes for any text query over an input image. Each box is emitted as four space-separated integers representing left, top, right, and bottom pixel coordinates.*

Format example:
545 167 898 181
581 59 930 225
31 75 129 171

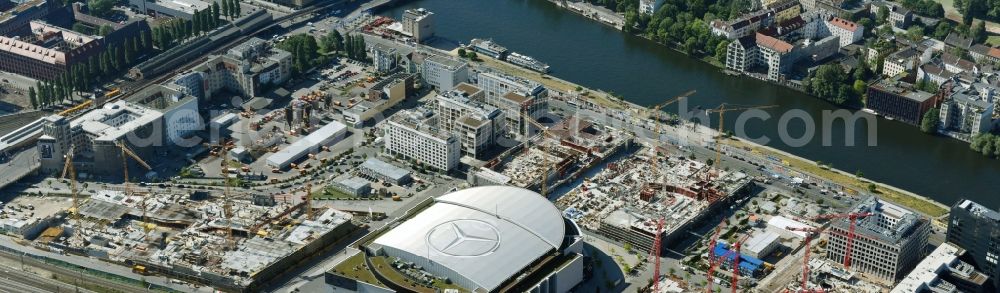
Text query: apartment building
826 197 930 286
947 199 1000 290
825 17 864 48
639 0 665 15
969 45 1000 66
421 54 468 91
882 47 920 78
0 0 56 36
384 109 461 171
170 37 292 100
475 71 548 137
372 44 398 73
726 37 758 72
871 1 912 29
939 84 996 140
755 33 795 81
710 9 775 40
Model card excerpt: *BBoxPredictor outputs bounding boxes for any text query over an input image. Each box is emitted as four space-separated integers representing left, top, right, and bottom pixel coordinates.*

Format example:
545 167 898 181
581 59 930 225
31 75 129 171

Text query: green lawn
331 253 382 286
987 36 1000 46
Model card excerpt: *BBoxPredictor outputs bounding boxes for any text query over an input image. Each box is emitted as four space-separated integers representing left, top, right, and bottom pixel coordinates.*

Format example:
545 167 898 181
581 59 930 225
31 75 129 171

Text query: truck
133 265 151 275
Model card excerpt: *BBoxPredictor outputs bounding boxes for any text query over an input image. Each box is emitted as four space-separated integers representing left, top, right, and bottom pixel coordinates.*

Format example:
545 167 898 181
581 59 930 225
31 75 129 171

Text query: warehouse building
357 158 411 185
331 176 371 197
127 0 210 20
826 196 930 286
743 231 781 259
328 186 584 292
266 121 347 169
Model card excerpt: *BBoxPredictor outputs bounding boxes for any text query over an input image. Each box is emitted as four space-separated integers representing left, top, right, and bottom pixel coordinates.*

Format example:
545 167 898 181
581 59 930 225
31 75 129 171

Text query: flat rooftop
72 100 163 142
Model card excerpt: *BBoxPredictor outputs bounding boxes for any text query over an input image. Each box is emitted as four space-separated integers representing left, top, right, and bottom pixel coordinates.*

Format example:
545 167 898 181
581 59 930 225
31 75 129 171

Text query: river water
381 0 1000 207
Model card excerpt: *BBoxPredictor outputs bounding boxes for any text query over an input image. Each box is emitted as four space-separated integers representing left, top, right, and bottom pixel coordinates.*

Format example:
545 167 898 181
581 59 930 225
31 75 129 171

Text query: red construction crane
730 233 750 293
786 226 825 293
649 218 665 293
705 220 727 293
805 212 873 270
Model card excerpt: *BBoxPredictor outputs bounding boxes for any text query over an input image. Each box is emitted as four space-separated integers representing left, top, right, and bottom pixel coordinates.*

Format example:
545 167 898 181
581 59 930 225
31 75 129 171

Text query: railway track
71 0 349 121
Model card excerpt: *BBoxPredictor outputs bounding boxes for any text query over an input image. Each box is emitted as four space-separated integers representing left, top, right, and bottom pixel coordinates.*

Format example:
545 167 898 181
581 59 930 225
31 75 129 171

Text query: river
380 0 1000 207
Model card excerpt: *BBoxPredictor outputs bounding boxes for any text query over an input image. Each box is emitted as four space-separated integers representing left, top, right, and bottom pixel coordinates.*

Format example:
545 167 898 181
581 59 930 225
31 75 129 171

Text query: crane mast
61 144 82 243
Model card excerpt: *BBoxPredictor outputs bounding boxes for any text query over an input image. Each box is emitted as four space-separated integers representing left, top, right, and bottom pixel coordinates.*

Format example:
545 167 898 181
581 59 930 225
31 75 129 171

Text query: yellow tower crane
61 144 82 243
519 112 561 197
647 90 695 193
303 182 314 220
206 140 236 248
704 104 778 179
117 141 152 231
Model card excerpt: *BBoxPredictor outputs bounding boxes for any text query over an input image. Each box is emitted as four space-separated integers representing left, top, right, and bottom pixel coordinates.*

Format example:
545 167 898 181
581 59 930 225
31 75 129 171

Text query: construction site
487 115 632 197
557 141 754 255
0 138 358 292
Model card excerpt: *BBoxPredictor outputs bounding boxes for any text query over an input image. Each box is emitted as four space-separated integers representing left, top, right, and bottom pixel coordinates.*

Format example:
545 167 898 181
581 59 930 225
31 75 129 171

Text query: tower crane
648 218 665 293
302 182 314 220
61 144 82 243
647 90 695 180
519 112 561 197
117 141 152 231
705 219 727 293
805 212 873 270
206 140 236 248
785 226 826 293
704 104 778 179
729 233 751 293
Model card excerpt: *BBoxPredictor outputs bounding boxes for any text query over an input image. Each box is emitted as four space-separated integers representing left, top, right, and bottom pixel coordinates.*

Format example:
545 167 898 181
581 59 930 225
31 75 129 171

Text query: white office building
422 54 468 91
384 109 461 171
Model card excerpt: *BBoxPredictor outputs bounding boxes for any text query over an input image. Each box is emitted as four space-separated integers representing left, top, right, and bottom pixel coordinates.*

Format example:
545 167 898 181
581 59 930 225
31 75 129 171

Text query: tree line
955 0 1000 24
970 133 1000 158
279 31 368 76
151 3 226 51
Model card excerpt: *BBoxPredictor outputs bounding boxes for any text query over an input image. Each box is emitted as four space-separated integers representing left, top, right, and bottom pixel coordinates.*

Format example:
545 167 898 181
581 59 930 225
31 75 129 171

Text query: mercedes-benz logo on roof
426 219 501 257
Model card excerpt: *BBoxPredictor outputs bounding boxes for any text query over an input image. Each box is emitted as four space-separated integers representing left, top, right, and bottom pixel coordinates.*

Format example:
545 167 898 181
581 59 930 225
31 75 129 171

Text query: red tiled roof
828 17 859 32
990 47 1000 59
755 33 793 53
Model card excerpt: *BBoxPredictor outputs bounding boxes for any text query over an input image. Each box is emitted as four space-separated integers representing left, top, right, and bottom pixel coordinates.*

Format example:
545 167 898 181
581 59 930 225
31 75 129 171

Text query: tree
855 170 864 178
714 40 729 63
98 25 113 36
211 2 221 26
457 48 466 58
852 79 866 96
932 22 952 39
867 183 877 193
905 25 924 41
805 64 856 105
221 0 230 19
920 108 939 133
87 0 115 17
72 23 93 35
982 138 996 157
28 87 37 109
971 21 987 43
233 0 241 17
